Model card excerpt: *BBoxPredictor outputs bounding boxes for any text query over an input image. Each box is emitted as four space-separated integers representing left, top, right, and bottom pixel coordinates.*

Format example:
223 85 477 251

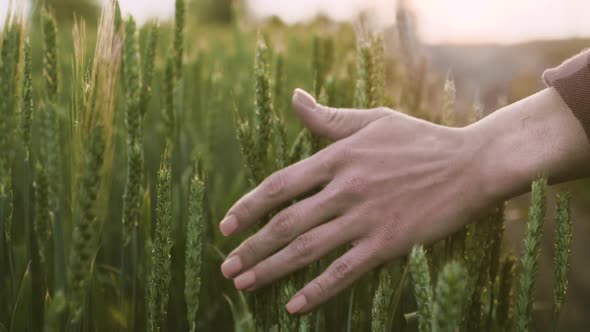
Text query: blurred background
4 0 590 123
2 0 589 330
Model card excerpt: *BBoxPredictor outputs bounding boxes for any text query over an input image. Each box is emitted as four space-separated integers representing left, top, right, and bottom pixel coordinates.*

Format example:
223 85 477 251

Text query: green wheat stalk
147 154 173 332
312 35 323 97
205 72 222 171
368 35 384 109
371 265 395 332
40 8 63 294
234 35 275 186
488 204 506 284
174 0 185 79
409 245 433 332
299 311 314 332
253 35 273 179
485 204 506 330
273 52 285 113
279 278 298 332
122 15 142 246
139 22 158 117
322 75 336 106
312 35 335 99
233 105 259 185
323 37 335 80
461 207 503 331
185 162 205 332
246 34 280 331
345 31 383 332
21 38 33 162
432 261 468 332
163 55 176 144
0 22 21 196
309 35 331 152
33 163 51 266
298 266 316 332
288 129 312 165
43 290 67 332
4 176 15 302
441 78 455 126
270 52 288 170
515 178 548 332
120 16 146 329
40 7 60 225
468 92 484 124
273 113 289 170
354 40 371 109
68 122 106 324
552 191 572 331
496 255 517 331
42 9 58 101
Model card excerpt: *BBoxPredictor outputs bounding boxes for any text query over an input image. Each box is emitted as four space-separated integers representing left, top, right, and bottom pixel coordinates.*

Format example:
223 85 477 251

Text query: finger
220 155 333 236
292 88 392 141
221 185 343 278
231 215 359 290
285 241 381 314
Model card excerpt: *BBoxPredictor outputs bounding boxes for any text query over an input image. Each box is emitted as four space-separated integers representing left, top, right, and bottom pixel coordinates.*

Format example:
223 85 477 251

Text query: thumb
291 88 391 141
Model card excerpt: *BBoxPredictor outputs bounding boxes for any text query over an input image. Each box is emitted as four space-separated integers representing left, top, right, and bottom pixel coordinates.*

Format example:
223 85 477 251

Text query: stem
24 161 31 269
2 193 16 302
0 195 9 324
53 209 66 295
119 222 127 329
346 287 355 332
119 225 139 331
486 282 496 331
131 228 138 331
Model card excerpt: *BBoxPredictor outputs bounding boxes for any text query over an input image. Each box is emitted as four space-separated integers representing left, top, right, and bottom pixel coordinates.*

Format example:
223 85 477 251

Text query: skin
219 87 590 314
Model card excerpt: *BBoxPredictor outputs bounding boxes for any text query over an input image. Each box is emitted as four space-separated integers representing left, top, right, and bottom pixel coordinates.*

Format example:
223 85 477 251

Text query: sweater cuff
542 49 590 141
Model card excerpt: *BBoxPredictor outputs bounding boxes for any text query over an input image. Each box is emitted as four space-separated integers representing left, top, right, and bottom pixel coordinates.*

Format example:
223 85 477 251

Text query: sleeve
542 49 590 140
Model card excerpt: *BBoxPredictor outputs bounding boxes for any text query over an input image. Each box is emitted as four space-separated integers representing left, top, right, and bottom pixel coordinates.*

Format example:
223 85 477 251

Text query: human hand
219 87 590 314
219 88 492 314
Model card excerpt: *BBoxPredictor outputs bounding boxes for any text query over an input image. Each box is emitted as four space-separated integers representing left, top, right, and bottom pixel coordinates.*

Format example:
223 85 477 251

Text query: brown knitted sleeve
543 49 590 141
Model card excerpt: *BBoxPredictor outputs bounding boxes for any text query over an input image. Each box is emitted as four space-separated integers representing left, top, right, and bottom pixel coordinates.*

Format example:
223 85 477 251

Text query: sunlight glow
3 0 590 44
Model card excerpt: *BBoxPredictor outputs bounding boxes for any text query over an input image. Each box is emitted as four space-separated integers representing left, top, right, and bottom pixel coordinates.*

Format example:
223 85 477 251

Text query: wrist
465 88 590 202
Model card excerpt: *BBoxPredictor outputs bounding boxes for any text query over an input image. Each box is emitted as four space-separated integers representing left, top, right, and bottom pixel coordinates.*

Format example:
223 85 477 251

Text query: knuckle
375 213 405 245
241 241 258 260
315 150 337 176
234 197 253 219
330 259 352 281
334 143 351 158
325 107 340 124
269 209 297 238
315 106 341 138
341 176 368 197
292 233 314 258
363 235 392 263
310 279 327 298
262 172 286 198
326 144 353 170
375 106 393 115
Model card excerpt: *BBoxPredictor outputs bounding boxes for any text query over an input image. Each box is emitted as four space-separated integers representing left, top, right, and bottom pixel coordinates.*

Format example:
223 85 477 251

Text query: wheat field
0 1 576 331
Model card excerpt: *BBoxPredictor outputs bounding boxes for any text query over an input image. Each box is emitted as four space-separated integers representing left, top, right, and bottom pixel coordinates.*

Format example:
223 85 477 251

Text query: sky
2 0 590 44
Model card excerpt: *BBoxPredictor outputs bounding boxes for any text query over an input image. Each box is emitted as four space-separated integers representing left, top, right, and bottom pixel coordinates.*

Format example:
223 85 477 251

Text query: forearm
467 87 590 202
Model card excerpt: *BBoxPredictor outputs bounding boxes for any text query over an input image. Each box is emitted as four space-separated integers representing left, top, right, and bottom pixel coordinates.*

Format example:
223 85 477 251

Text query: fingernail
286 294 307 314
221 256 243 278
234 270 256 290
220 215 238 236
293 88 317 111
